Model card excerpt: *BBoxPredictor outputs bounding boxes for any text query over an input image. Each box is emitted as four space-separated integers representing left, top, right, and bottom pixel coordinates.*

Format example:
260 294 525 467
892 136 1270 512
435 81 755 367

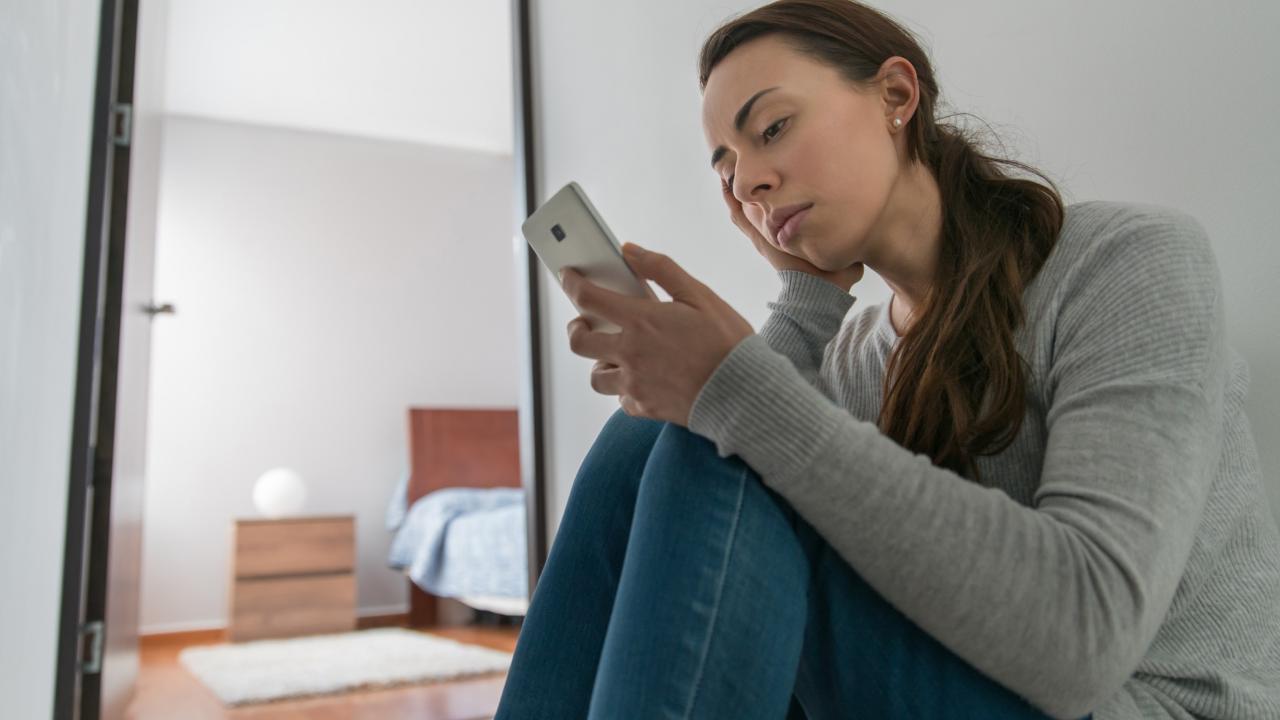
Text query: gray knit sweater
687 201 1280 719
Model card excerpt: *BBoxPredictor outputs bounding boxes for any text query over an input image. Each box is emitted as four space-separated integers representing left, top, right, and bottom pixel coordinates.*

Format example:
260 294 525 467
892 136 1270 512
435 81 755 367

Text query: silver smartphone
521 181 655 334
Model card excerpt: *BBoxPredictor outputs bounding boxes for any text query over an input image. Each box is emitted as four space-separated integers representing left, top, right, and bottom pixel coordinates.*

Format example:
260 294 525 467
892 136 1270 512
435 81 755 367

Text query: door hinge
80 620 105 675
111 103 132 147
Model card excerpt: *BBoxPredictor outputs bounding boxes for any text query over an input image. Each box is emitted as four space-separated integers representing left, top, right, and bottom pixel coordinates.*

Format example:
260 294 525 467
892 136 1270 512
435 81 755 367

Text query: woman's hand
721 181 866 292
560 243 754 426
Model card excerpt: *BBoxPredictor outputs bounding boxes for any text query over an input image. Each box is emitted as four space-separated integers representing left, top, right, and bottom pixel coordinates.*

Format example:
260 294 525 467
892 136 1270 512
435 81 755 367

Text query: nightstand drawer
230 573 355 641
234 516 354 578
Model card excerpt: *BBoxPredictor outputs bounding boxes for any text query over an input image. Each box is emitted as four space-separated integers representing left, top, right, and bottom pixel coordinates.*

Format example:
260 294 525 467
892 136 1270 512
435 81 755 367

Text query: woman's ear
877 56 919 128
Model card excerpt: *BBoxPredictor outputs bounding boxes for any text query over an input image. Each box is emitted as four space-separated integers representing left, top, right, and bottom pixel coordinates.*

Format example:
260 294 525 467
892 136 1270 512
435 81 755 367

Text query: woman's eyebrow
710 86 781 170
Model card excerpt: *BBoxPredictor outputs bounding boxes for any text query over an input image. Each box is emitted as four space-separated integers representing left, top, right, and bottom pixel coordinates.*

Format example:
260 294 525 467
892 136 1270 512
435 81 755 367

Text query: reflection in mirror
112 1 534 716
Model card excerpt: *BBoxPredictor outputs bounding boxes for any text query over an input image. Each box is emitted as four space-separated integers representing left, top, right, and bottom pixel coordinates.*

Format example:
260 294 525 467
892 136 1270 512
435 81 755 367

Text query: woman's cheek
745 205 767 233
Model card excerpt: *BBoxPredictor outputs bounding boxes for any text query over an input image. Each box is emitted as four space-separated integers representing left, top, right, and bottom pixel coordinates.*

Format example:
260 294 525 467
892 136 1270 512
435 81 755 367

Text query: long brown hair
699 0 1064 482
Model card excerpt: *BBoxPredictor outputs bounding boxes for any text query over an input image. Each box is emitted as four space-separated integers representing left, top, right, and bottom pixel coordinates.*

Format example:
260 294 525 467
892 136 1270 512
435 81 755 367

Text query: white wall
530 0 1280 545
139 116 518 632
0 0 101 715
162 0 513 154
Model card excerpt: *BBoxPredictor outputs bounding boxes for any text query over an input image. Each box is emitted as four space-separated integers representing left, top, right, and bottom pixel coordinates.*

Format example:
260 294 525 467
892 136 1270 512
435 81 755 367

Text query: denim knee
567 409 665 508
644 421 805 539
591 408 664 469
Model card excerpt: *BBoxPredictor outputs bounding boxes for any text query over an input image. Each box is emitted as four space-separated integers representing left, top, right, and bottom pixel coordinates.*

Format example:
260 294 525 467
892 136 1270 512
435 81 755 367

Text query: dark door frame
54 1 547 716
54 0 136 716
511 0 549 606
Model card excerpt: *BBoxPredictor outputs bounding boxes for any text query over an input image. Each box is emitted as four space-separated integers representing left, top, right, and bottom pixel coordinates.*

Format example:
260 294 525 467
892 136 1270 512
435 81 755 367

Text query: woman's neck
888 294 907 338
866 161 942 333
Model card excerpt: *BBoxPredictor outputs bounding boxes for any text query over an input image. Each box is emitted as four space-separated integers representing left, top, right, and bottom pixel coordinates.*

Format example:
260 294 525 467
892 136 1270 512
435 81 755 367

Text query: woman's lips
777 206 812 249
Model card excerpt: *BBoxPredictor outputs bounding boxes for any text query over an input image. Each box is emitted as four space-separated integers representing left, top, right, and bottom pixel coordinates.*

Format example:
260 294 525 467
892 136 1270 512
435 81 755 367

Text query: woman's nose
732 164 776 202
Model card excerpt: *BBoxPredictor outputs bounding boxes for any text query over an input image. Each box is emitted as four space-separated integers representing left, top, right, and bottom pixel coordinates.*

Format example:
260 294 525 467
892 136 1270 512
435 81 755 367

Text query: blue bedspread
387 482 528 601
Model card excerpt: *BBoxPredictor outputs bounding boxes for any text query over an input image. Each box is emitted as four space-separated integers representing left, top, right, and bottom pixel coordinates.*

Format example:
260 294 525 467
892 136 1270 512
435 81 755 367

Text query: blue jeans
495 410 1081 719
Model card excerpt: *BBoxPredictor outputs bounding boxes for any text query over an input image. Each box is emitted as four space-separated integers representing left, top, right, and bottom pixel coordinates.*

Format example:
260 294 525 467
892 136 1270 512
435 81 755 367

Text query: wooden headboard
405 407 521 626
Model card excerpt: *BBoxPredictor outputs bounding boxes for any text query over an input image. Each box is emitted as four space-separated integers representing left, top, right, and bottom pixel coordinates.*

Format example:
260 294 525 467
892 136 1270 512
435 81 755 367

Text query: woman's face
701 35 901 271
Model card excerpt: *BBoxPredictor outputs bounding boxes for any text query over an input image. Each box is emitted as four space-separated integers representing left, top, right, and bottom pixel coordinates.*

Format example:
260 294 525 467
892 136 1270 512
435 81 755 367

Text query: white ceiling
160 0 514 155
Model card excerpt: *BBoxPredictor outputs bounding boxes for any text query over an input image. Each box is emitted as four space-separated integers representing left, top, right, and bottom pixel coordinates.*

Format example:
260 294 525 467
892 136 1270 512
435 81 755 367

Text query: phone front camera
551 224 566 242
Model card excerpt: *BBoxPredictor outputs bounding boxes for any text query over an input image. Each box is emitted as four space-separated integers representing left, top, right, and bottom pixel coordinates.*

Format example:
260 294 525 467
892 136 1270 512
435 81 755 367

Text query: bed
385 407 530 625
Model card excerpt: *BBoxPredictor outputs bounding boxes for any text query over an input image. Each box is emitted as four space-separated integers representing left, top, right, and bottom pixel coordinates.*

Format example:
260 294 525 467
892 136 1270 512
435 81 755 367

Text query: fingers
634 272 660 302
560 267 650 327
720 180 745 221
720 181 767 244
589 359 624 397
720 180 740 215
567 315 622 363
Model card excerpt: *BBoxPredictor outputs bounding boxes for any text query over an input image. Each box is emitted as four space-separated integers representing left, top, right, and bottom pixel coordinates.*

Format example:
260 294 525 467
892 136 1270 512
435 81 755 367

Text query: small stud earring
893 117 902 128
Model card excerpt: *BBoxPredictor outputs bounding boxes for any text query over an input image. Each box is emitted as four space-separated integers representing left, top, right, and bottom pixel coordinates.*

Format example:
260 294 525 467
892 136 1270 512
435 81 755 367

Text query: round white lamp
253 467 307 518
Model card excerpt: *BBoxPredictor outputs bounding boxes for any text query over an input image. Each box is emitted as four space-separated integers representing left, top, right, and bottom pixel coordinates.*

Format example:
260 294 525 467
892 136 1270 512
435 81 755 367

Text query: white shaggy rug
178 627 513 706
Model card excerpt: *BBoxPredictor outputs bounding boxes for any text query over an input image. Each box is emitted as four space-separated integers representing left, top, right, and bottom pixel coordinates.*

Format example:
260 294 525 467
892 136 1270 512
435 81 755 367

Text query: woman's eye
762 118 786 141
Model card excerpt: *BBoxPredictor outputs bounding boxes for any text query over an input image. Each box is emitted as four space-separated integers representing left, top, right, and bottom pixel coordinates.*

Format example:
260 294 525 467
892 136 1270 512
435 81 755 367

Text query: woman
495 1 1280 718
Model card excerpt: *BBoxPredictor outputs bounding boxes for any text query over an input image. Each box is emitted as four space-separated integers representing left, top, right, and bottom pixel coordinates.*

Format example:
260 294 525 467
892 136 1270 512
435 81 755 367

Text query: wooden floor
127 622 521 720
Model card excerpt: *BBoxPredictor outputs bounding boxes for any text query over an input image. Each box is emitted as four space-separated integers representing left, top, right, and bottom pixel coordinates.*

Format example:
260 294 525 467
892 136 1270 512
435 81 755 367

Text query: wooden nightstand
229 515 356 642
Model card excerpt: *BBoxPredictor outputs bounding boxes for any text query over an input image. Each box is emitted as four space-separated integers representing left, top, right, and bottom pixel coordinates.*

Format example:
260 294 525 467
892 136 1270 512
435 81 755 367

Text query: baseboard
138 618 225 637
139 627 226 646
140 606 413 644
355 611 410 630
357 603 410 617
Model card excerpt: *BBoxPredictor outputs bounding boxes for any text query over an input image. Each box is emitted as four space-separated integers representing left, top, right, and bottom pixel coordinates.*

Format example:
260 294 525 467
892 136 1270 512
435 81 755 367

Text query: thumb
623 243 700 302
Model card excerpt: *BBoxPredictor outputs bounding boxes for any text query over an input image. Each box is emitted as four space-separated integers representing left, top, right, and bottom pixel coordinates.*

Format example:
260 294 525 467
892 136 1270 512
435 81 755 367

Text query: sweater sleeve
755 270 856 393
686 211 1229 720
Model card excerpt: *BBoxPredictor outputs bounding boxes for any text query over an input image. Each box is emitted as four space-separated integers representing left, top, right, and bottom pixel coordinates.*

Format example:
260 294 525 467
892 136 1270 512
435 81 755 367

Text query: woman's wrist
778 268 855 294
